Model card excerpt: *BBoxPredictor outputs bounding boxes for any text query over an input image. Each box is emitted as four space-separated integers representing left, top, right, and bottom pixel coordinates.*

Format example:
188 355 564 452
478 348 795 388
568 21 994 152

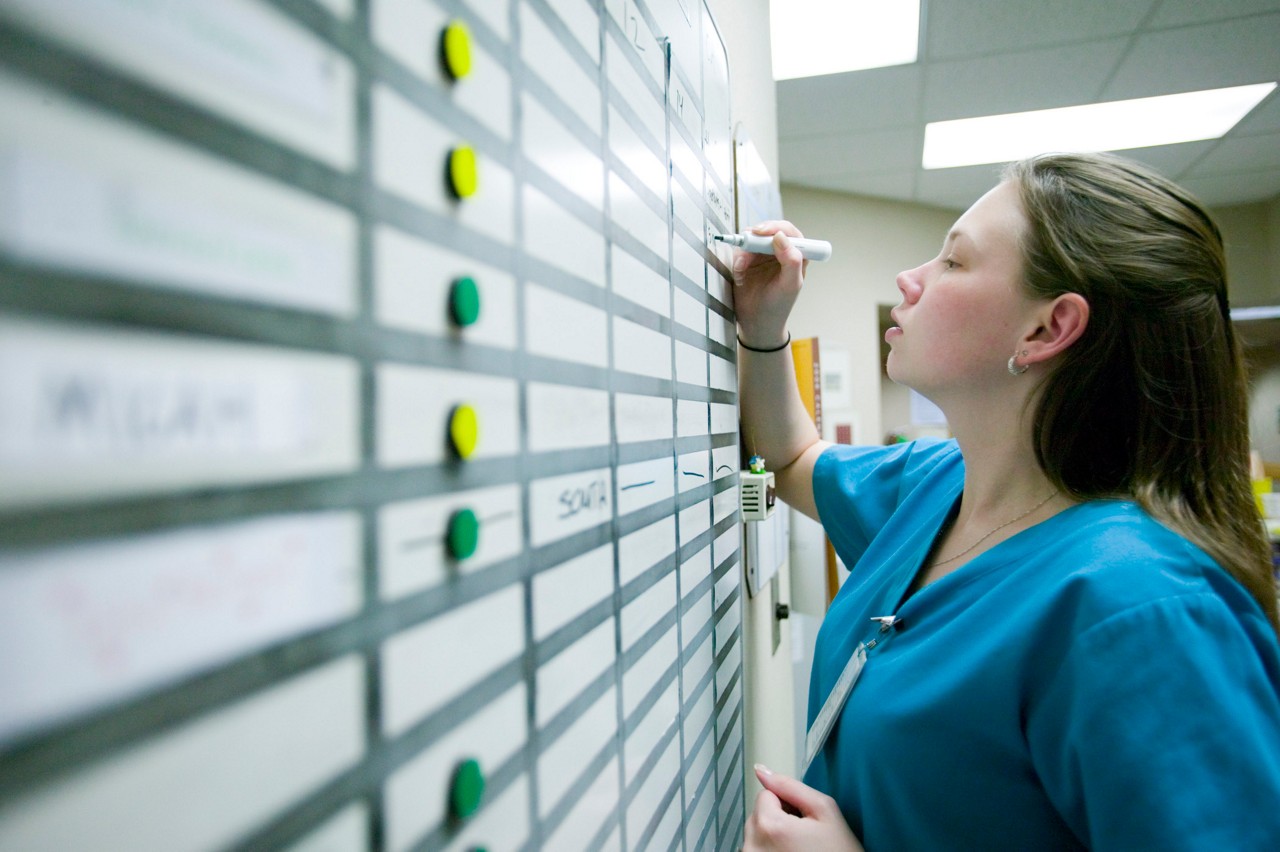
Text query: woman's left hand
743 764 864 851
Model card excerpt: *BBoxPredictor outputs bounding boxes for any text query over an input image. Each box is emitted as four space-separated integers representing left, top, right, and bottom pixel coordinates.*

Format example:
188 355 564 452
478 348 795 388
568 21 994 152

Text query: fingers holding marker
716 224 832 268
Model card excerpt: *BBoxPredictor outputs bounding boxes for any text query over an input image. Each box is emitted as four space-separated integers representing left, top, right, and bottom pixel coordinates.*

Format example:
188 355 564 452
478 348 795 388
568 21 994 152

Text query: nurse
736 152 1280 850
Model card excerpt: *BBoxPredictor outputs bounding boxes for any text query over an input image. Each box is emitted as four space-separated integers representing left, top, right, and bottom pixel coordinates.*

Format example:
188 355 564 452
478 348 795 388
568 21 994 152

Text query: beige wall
778 185 1280 463
1216 201 1277 307
778 184 959 445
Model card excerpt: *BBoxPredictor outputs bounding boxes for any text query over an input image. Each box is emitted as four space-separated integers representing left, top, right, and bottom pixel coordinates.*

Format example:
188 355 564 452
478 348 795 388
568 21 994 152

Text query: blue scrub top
808 439 1280 850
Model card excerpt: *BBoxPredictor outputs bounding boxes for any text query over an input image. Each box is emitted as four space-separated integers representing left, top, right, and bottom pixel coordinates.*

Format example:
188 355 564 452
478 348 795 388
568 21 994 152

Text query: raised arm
733 221 830 520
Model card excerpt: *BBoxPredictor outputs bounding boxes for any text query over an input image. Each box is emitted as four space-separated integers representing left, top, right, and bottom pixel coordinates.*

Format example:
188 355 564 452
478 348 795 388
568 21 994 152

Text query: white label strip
543 757 620 851
683 623 713 692
678 449 710 493
0 318 359 509
370 0 511 140
673 238 706 290
609 172 667 261
523 185 607 287
667 69 703 148
529 467 615 548
0 657 365 852
672 175 703 240
613 317 671 381
0 512 362 745
710 402 736 435
605 38 664 140
627 736 680 838
681 544 713 596
375 363 519 469
373 224 517 349
713 485 739 525
527 382 611 453
679 499 710 545
611 244 671 318
0 74 357 316
677 399 710 437
617 457 675 517
537 618 616 727
624 679 677 786
621 572 676 650
525 95 605 210
670 133 703 196
546 0 602 62
615 392 673 445
378 485 523 601
0 0 355 168
383 685 527 852
371 85 515 245
284 803 368 852
538 687 618 818
618 516 677 586
521 3 601 134
524 284 609 367
532 544 614 641
380 586 524 736
714 523 740 567
712 445 738 481
622 627 677 719
674 287 706 334
605 0 665 86
608 105 666 203
675 340 709 387
709 312 734 348
710 353 737 391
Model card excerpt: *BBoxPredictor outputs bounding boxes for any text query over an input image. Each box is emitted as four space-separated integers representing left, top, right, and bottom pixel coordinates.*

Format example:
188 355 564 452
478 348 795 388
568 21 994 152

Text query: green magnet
450 757 485 819
447 507 480 560
449 276 481 326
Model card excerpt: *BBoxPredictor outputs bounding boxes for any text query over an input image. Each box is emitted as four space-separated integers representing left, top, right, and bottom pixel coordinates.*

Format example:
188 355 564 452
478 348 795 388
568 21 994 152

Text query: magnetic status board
0 0 745 849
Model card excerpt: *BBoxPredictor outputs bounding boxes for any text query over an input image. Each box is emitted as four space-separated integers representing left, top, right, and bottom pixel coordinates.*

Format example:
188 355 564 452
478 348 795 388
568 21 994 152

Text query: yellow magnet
441 20 473 81
447 145 479 200
449 403 480 459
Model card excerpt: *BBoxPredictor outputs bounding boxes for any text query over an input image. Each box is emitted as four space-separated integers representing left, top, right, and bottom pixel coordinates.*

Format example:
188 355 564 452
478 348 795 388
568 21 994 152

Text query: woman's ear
1024 293 1088 362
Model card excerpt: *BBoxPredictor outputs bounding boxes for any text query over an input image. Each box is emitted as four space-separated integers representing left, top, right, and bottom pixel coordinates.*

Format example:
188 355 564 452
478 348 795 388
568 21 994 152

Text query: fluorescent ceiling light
922 83 1277 170
771 0 919 81
1231 305 1280 321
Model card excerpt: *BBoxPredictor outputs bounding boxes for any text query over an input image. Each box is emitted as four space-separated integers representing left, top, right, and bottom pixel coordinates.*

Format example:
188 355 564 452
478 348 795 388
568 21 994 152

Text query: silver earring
1008 350 1029 375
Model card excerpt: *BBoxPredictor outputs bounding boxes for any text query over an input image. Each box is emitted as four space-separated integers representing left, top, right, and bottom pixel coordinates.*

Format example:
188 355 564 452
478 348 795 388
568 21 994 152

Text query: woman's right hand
732 221 808 350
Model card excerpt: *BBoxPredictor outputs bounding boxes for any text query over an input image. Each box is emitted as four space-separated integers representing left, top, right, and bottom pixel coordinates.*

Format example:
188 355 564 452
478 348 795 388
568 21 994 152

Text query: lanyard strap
801 616 898 777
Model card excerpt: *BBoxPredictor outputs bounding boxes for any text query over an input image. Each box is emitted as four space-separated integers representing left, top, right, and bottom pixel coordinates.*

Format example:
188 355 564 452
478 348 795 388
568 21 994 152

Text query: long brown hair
1005 152 1278 631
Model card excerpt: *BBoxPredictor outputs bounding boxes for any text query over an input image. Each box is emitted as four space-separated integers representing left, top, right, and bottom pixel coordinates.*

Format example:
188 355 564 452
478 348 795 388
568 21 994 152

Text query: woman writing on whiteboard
735 152 1280 850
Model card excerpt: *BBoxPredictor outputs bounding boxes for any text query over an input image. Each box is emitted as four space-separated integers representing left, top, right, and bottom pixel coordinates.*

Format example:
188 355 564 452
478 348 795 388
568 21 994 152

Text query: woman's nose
895 265 925 303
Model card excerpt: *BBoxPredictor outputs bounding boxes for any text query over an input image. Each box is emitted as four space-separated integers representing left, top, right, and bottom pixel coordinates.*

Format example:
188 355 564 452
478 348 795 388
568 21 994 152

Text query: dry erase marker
714 232 832 262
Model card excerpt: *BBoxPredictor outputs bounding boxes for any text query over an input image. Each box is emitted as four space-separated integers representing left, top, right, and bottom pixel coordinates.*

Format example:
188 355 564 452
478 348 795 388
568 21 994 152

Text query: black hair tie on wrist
737 333 792 352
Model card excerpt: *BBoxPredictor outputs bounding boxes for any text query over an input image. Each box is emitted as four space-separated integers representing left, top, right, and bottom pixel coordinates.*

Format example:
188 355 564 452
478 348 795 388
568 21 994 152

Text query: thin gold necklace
929 492 1058 568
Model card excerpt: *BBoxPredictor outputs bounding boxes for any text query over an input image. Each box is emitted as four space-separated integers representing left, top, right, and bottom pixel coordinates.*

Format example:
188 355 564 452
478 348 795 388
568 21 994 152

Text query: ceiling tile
1233 92 1280 133
915 164 1006 210
922 39 1129 121
776 64 923 137
1177 168 1280 206
780 128 920 179
1110 139 1219 181
1147 0 1280 28
804 171 919 203
772 0 1280 208
1103 13 1280 99
924 0 1158 60
1188 132 1280 175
